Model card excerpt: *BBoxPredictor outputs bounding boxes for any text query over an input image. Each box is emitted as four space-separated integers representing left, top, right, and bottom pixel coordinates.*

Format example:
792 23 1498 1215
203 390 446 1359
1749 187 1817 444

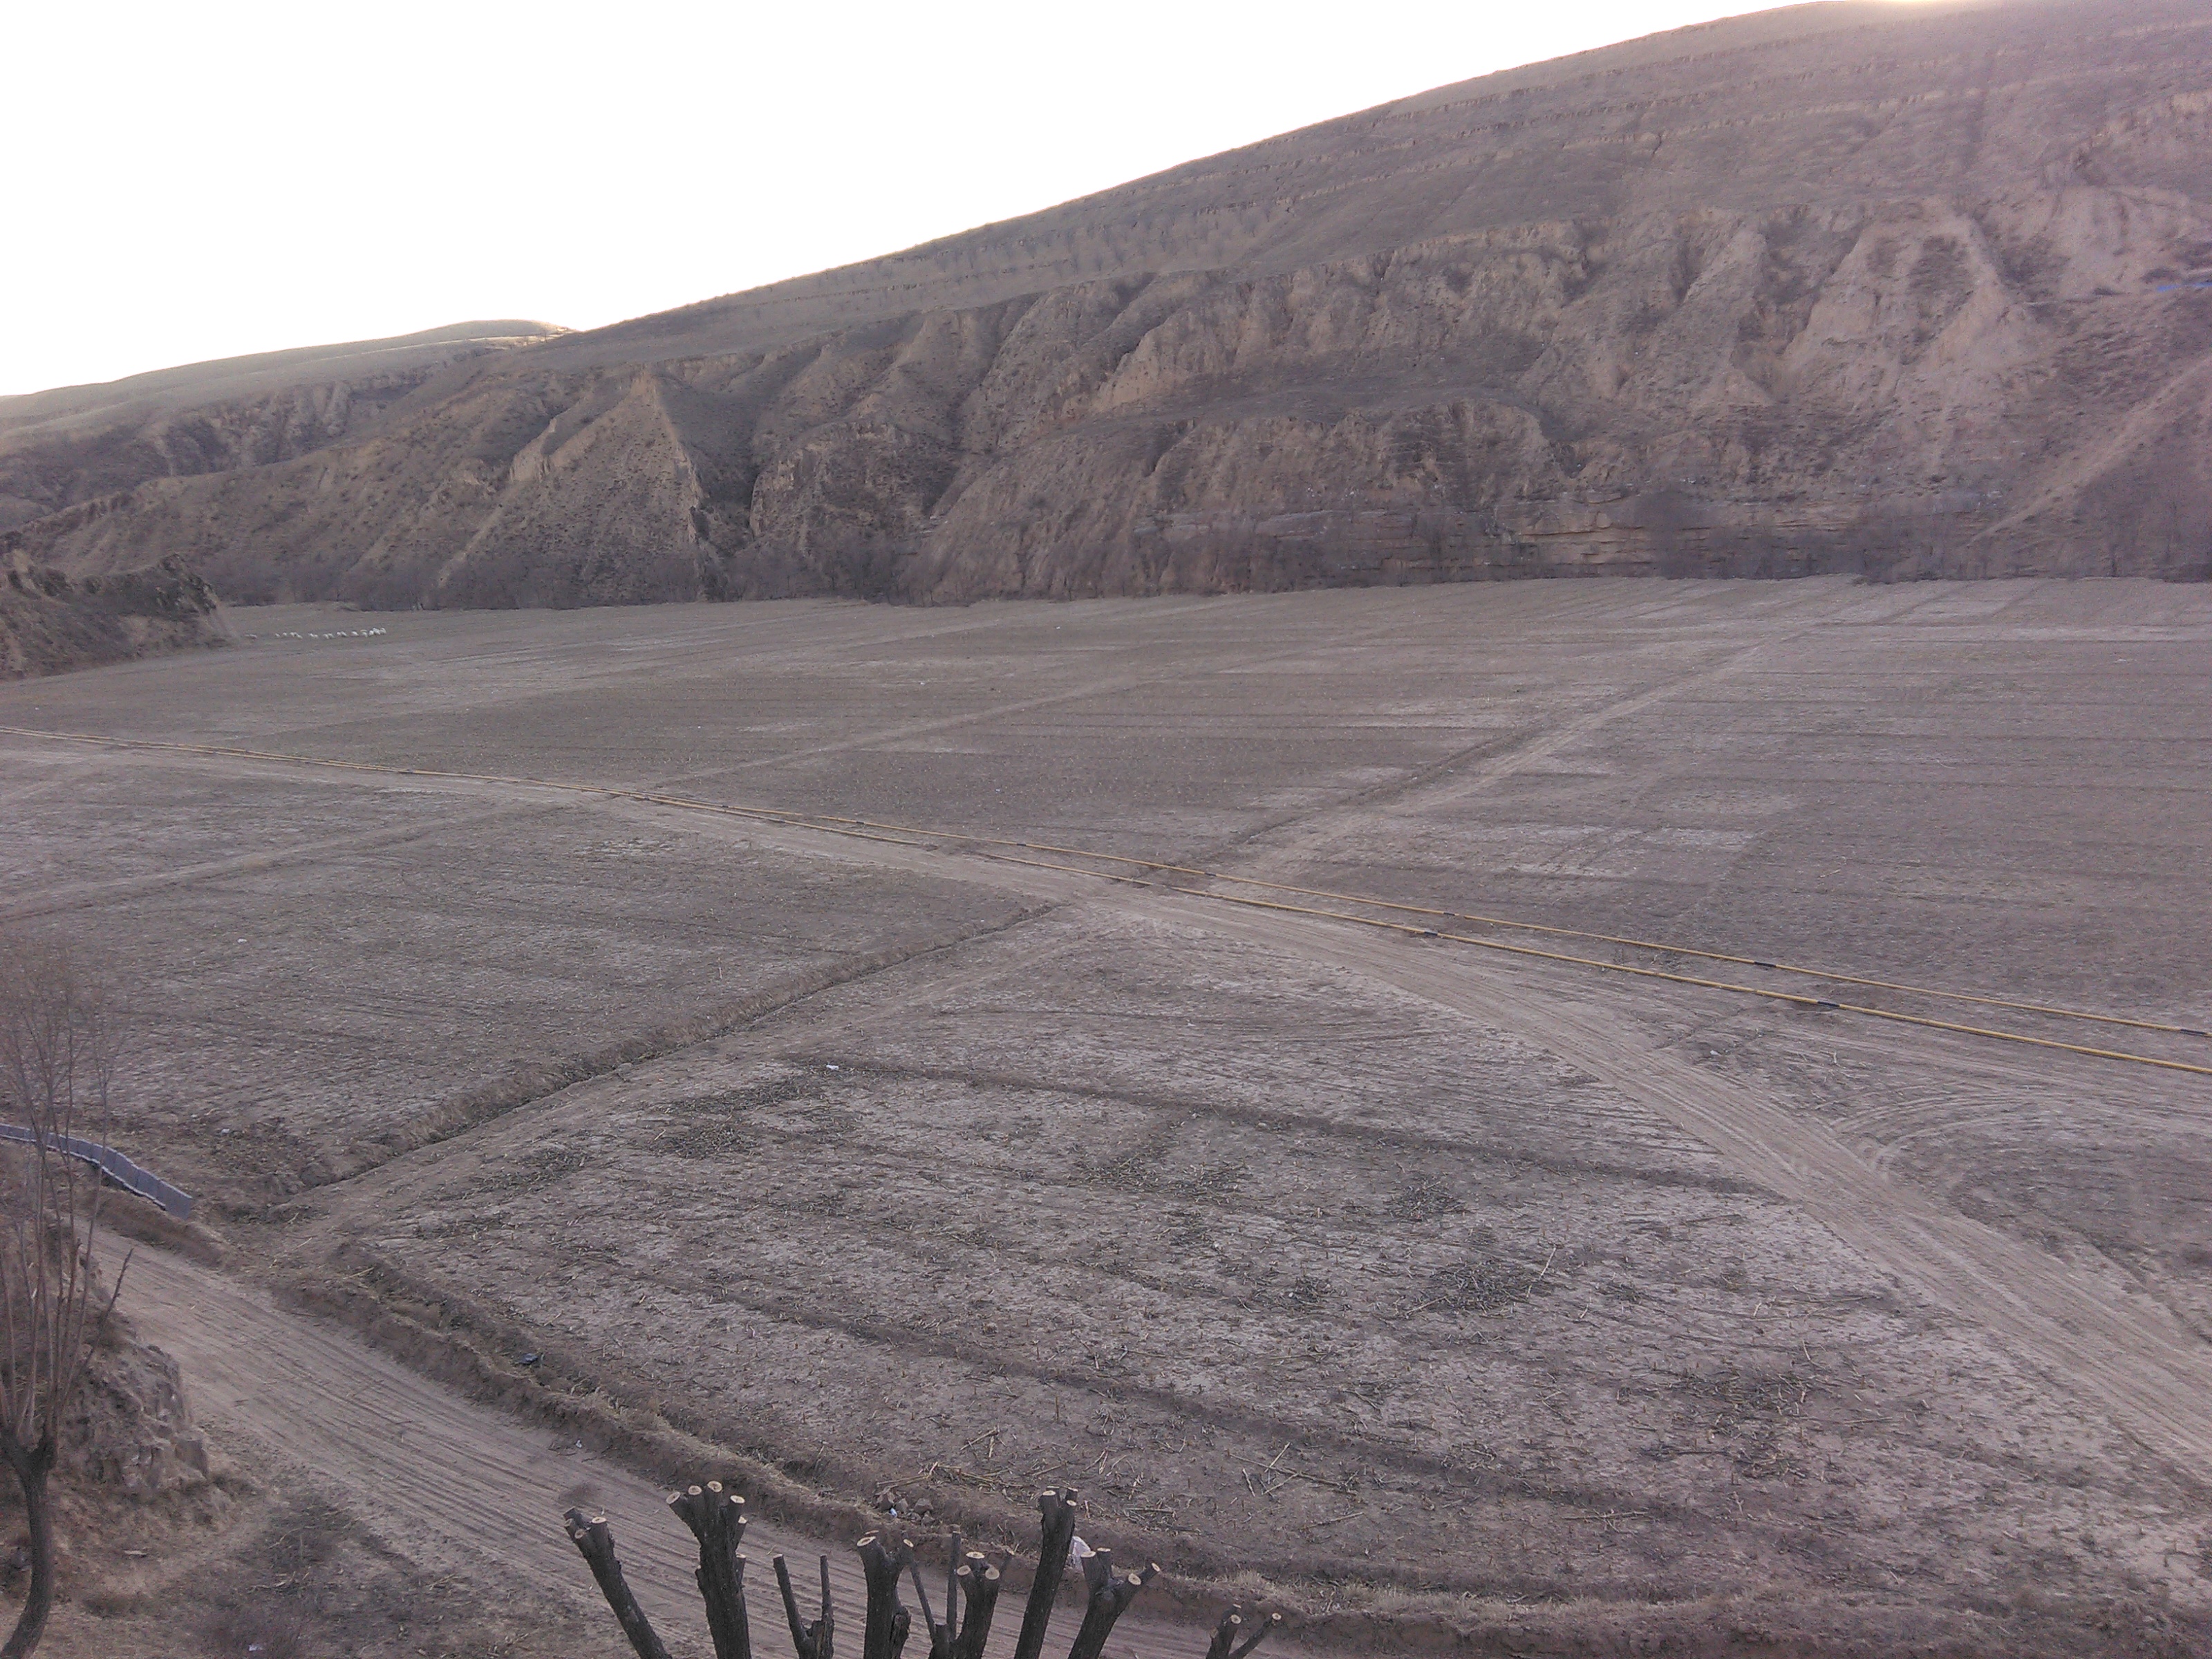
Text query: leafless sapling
0 937 129 1659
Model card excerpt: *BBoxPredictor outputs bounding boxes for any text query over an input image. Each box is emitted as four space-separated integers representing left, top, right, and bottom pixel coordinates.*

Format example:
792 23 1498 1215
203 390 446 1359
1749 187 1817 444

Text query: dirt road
122 1246 1268 1659
1133 893 2212 1471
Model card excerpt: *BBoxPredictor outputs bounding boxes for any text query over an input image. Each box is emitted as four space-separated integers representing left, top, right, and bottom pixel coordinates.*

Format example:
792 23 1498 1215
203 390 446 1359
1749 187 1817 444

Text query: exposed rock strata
6 0 2211 603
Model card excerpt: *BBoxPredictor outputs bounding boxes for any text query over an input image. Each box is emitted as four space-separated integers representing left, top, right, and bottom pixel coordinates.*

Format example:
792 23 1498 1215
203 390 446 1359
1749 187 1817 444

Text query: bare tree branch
0 934 123 1659
775 1552 837 1659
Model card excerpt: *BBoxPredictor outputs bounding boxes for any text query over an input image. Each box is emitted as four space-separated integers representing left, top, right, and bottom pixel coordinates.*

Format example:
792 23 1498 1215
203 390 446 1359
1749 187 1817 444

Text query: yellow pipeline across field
7 722 2207 1079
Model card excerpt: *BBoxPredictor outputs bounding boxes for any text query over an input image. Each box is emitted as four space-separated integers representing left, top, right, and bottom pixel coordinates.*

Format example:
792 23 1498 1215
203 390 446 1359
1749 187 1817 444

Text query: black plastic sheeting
0 1125 193 1219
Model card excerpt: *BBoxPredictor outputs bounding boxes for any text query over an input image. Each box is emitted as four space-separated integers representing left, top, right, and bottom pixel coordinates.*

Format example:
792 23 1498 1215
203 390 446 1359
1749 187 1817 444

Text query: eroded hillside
6 0 2211 606
0 552 227 679
0 321 565 532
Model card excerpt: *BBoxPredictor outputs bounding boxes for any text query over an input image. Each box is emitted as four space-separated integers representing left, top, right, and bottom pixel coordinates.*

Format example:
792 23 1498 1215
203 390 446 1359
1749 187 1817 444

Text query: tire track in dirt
23 706 2212 1474
121 1247 1282 1659
339 896 1056 1154
0 733 1110 1004
123 1246 740 1659
0 798 542 923
1131 892 2212 1471
672 587 1445 784
1206 583 1952 881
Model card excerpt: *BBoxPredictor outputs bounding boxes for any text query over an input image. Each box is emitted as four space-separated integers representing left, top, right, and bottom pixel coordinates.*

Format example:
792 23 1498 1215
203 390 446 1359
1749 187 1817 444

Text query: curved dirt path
17 697 2212 1588
25 719 2212 1473
1131 892 2212 1470
121 1246 1277 1659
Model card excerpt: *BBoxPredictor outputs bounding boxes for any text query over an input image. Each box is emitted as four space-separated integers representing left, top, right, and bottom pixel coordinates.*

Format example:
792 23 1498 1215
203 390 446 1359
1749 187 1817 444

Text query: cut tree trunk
1009 1487 1079 1659
855 1532 911 1659
671 1481 753 1659
1205 1605 1284 1659
574 1472 1282 1659
565 1508 673 1659
1063 1549 1158 1659
0 1435 57 1659
953 1550 1004 1659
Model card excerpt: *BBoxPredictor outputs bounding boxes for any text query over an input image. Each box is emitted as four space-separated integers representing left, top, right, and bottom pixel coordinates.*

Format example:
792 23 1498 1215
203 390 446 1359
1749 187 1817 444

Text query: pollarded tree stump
953 1547 1006 1659
565 1508 672 1659
1064 1547 1159 1659
1205 1604 1284 1659
855 1530 913 1659
1010 1486 1080 1659
671 1480 753 1659
571 1472 1283 1659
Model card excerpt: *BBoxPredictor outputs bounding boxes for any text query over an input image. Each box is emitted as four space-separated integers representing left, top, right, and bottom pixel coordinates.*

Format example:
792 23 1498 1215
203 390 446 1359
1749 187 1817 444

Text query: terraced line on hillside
1173 579 1924 874
1145 582 1888 879
310 899 1058 1192
0 801 540 923
14 715 2195 1076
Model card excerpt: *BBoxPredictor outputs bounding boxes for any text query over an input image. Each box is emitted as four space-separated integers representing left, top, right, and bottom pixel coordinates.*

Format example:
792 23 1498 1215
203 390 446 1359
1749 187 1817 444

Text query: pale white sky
3 1 1893 396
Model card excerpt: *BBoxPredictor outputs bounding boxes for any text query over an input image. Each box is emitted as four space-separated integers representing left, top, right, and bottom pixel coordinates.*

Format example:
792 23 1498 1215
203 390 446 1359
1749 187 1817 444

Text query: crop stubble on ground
1 578 2209 1653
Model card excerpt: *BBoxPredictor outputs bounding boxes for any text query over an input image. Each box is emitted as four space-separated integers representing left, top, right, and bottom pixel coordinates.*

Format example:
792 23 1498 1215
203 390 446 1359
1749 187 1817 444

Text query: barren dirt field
3 579 2210 1658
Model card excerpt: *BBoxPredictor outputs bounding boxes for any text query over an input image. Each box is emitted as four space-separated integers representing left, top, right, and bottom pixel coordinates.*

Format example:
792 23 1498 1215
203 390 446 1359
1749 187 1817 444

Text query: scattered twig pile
1398 1245 1559 1318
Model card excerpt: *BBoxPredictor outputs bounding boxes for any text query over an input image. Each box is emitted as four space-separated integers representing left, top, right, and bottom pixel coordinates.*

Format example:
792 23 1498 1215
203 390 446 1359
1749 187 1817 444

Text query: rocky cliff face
6 0 2211 605
1 551 229 679
0 368 472 534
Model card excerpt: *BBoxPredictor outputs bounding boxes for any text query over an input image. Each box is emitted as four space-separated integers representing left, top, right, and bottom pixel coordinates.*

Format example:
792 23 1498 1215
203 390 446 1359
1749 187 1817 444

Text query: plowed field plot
3 579 2209 1656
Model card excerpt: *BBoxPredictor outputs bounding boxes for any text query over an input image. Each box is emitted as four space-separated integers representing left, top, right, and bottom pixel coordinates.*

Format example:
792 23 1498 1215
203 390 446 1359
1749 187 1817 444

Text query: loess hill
0 552 226 679
0 320 566 532
0 321 560 674
6 0 2212 613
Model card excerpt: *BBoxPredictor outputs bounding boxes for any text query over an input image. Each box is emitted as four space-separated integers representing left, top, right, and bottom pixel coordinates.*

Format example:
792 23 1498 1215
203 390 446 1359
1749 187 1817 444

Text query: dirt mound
62 1311 209 1501
0 1304 223 1640
0 553 228 679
